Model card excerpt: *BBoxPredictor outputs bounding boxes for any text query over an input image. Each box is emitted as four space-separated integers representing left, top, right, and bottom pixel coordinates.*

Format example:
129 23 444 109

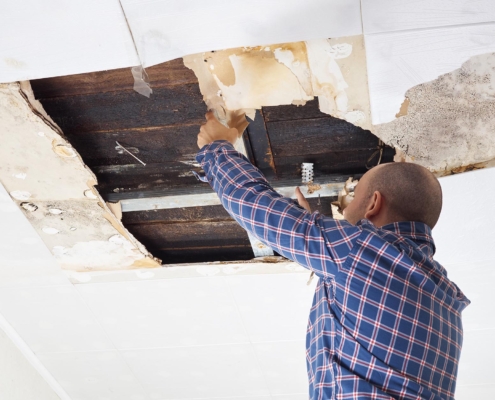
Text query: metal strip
120 180 345 212
247 233 274 257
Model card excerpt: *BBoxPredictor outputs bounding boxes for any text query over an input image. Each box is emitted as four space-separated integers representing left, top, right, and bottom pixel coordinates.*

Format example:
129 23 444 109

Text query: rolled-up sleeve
196 141 360 279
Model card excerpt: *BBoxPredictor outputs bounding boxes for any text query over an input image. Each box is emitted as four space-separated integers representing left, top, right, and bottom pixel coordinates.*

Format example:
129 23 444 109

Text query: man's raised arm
195 113 360 279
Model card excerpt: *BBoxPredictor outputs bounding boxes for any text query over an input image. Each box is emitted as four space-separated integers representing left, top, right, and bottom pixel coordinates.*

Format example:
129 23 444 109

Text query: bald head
344 163 443 229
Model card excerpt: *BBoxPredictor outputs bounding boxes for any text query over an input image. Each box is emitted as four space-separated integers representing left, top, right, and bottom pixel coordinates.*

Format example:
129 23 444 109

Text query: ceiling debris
183 35 371 129
0 82 160 271
331 177 357 218
372 52 495 175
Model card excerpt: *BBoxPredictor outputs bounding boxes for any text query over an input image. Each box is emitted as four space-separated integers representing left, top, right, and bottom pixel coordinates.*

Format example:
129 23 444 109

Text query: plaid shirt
196 141 470 400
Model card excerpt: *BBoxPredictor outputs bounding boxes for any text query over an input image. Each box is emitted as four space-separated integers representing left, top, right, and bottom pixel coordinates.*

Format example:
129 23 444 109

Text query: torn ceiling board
365 23 495 124
119 0 362 68
361 0 495 34
373 52 495 174
0 0 139 83
184 35 372 129
0 181 70 287
0 82 159 271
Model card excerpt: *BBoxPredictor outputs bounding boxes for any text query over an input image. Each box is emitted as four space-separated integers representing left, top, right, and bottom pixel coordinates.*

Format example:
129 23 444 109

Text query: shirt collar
359 220 436 257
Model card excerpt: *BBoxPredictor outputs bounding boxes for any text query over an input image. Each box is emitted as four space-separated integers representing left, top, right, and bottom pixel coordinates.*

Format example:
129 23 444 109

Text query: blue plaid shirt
197 141 470 400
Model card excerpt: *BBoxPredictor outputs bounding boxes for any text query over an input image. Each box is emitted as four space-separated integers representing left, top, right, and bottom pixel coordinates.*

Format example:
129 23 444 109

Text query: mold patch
373 52 495 174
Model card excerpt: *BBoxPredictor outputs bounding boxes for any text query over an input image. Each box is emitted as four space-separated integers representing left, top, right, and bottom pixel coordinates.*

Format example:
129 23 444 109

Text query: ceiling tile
254 341 308 395
272 394 309 400
0 285 113 353
0 183 69 287
456 328 495 386
365 23 495 123
435 168 495 267
121 344 270 399
76 278 249 349
226 273 316 343
455 383 495 400
362 0 495 34
37 350 146 400
443 260 495 332
120 0 362 67
0 0 139 83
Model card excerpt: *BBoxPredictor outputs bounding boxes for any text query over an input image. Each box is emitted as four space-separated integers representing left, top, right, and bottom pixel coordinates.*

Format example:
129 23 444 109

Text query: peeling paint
331 177 357 215
83 189 98 200
13 172 27 180
42 227 59 235
52 142 77 158
184 35 371 129
20 202 38 212
10 190 31 201
51 237 145 270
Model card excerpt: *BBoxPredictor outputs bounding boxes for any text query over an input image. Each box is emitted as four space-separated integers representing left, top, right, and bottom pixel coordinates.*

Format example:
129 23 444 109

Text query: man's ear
364 191 383 220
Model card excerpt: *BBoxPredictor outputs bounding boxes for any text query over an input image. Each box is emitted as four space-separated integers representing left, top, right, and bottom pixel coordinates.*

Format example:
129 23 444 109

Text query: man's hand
295 187 311 213
197 111 240 149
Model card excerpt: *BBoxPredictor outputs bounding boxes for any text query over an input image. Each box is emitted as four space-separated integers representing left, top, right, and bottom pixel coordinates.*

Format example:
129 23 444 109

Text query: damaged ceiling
27 55 393 265
0 82 159 271
374 53 495 174
2 0 495 270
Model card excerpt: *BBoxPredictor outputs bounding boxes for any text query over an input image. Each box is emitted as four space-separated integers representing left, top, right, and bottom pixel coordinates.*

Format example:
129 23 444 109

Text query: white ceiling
1 1 495 398
3 0 495 124
1 167 494 399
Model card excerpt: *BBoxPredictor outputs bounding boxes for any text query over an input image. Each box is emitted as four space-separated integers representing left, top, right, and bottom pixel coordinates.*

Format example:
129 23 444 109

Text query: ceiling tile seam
0 311 71 400
35 339 307 354
117 0 143 68
69 271 307 287
363 20 495 37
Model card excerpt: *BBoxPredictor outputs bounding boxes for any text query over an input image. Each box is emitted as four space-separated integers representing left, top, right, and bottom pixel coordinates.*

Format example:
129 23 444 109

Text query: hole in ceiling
30 58 394 265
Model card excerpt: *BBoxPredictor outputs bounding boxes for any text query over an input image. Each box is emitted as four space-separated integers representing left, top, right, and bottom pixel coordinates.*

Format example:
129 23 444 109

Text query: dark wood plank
123 205 233 225
126 221 251 250
39 83 206 134
93 162 204 199
154 247 255 264
266 118 379 158
30 59 198 99
246 110 276 179
66 124 200 167
122 196 336 225
263 100 326 122
272 148 395 178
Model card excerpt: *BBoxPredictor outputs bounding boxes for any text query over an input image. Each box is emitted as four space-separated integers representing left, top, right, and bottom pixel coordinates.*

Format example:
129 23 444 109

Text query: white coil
301 163 314 184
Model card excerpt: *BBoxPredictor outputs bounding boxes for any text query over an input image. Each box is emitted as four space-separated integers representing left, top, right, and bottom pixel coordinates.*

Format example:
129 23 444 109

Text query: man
196 112 470 399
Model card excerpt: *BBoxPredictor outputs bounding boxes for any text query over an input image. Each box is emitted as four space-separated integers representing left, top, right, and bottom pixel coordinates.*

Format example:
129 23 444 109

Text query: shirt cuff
196 140 235 166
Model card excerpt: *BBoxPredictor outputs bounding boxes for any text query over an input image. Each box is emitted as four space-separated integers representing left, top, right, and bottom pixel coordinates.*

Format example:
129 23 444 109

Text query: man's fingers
295 187 311 212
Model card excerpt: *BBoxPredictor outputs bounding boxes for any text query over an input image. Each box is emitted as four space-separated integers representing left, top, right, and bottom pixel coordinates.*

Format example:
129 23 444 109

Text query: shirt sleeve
196 141 360 279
